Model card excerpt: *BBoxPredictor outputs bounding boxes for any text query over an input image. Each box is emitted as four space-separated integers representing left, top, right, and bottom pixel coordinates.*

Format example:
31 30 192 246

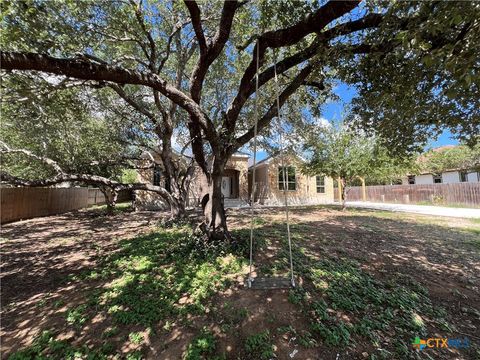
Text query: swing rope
247 40 260 288
248 43 295 288
274 49 295 288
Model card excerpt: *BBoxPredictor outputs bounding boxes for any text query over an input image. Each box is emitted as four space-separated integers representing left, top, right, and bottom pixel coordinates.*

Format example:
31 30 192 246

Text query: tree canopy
419 144 480 174
302 123 415 207
1 74 134 180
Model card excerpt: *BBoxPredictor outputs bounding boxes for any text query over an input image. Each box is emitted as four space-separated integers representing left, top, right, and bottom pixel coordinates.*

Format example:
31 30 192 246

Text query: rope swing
247 43 295 289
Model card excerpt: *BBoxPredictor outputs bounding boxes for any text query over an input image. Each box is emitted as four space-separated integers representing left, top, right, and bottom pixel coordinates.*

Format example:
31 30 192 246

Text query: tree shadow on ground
2 207 479 359
1 209 169 306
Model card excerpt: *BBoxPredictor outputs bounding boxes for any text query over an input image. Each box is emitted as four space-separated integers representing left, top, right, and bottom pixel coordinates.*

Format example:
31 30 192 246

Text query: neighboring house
401 170 479 185
400 145 479 185
136 151 249 209
248 153 335 205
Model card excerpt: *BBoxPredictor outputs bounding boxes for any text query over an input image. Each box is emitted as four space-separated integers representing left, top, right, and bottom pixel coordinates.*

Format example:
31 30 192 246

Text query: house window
459 171 468 182
153 165 161 186
407 175 415 185
278 166 296 191
316 176 325 193
433 174 442 184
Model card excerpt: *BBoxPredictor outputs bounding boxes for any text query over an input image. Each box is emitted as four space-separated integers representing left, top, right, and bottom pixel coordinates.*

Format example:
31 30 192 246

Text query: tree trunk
100 186 118 215
201 168 229 241
169 196 187 220
340 178 347 211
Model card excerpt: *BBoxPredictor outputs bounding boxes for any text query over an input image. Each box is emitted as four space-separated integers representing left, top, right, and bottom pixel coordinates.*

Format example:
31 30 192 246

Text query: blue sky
324 82 459 149
251 81 458 163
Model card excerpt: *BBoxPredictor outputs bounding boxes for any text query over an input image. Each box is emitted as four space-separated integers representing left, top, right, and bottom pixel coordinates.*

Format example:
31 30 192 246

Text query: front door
221 176 231 198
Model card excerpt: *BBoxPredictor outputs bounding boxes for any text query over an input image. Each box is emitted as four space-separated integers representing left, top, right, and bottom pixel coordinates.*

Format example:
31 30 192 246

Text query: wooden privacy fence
1 187 132 224
334 183 480 207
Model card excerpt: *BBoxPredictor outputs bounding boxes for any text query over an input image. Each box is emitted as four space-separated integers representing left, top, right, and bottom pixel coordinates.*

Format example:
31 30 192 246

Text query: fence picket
0 188 132 223
334 183 480 207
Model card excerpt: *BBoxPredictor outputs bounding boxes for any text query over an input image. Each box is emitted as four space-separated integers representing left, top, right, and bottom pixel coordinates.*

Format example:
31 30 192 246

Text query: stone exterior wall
135 158 167 210
226 155 249 201
188 168 209 205
251 155 334 205
135 154 249 210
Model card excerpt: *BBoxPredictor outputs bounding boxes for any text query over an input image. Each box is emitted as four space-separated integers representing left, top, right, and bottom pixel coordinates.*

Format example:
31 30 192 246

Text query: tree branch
184 1 239 175
226 1 366 130
184 0 207 55
0 171 175 203
129 0 157 70
0 141 64 173
234 62 314 148
109 84 158 121
0 51 212 133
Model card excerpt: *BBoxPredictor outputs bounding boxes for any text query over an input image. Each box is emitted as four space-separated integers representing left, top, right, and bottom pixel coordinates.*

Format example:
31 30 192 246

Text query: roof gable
248 152 306 169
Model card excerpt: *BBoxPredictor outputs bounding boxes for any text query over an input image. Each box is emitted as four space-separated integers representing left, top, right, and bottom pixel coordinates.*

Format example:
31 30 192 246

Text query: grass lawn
1 206 479 359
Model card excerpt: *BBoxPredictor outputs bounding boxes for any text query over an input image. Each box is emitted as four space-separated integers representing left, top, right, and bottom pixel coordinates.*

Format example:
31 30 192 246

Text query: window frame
407 175 415 185
459 171 468 183
278 166 296 191
316 175 326 193
432 173 442 184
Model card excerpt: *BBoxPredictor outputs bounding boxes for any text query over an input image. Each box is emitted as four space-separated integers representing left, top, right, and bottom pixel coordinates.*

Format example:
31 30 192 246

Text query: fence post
360 177 367 202
403 194 410 204
381 194 385 203
337 177 342 203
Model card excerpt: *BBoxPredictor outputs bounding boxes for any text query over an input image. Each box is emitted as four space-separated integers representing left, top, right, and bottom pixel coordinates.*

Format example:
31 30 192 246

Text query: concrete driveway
344 201 480 219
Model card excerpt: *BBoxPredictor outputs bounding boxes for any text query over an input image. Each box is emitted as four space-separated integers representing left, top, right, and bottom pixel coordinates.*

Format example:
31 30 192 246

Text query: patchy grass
3 206 480 359
89 201 134 215
7 330 113 360
292 253 442 357
87 226 245 328
184 328 222 360
261 222 448 357
415 201 480 209
7 224 247 359
244 330 275 360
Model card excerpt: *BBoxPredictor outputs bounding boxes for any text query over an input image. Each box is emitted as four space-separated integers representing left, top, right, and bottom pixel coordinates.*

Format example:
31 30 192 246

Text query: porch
222 168 241 199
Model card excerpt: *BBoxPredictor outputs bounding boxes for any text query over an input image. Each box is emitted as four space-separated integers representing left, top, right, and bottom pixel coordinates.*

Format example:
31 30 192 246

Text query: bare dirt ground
1 205 479 359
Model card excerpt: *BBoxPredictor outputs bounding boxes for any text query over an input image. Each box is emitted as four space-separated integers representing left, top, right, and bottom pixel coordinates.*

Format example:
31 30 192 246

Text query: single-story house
402 145 480 185
248 153 334 205
401 170 479 185
136 151 334 209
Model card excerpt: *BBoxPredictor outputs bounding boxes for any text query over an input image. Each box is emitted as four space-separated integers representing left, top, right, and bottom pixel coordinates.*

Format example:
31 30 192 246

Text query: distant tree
0 75 190 215
1 75 126 179
420 145 480 174
302 124 414 209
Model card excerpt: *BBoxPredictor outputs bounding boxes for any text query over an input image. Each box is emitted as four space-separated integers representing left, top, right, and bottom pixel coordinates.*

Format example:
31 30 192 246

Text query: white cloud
314 117 332 129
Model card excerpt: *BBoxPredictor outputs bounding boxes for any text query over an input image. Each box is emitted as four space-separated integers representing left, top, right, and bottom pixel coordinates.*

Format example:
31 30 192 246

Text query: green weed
10 225 246 359
217 302 248 332
66 304 88 326
129 331 144 345
184 329 217 360
244 330 275 360
7 330 111 360
283 244 446 357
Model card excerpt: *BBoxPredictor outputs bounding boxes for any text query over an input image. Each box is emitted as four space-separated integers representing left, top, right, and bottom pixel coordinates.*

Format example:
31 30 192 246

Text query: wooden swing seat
247 277 294 289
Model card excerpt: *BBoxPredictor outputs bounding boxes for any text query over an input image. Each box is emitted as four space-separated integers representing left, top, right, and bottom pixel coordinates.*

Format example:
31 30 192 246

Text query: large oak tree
1 0 478 239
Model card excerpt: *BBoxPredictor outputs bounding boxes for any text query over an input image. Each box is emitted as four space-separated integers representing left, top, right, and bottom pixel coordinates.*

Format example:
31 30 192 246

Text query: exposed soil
1 205 479 359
